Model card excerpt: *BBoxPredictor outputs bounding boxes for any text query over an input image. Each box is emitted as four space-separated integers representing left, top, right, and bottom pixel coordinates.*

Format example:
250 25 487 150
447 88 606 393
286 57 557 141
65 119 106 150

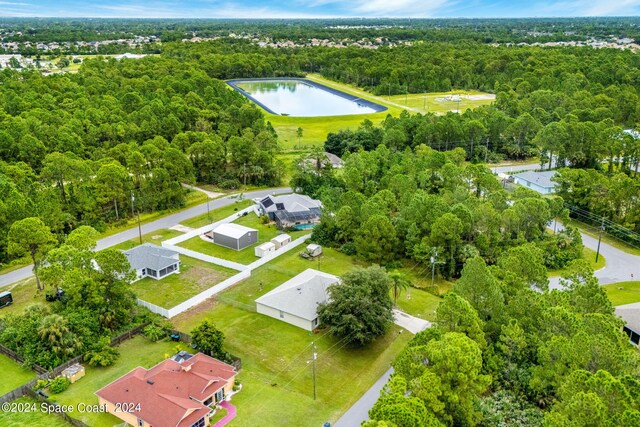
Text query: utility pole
429 249 443 290
243 162 247 187
311 342 317 400
206 196 211 222
596 217 605 263
131 190 142 244
485 138 489 163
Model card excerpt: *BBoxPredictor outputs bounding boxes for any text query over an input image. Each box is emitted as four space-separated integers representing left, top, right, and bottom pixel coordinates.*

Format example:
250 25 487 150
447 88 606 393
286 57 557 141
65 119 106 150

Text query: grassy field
110 228 184 251
0 277 45 318
388 90 495 114
266 74 493 149
603 281 640 306
172 301 411 427
0 397 72 427
0 354 36 395
394 288 442 322
548 247 606 278
52 336 185 427
180 199 254 229
178 214 307 265
132 256 236 309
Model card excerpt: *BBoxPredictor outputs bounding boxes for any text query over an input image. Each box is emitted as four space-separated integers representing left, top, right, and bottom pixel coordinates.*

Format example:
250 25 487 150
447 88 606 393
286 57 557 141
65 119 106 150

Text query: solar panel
261 197 274 208
276 203 285 210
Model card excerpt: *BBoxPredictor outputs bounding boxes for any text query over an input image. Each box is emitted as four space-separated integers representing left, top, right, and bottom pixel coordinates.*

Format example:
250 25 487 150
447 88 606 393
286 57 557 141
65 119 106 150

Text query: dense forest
0 55 282 267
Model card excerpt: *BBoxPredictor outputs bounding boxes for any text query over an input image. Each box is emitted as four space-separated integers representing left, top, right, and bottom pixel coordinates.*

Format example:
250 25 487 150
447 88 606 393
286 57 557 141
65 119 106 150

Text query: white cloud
540 0 640 16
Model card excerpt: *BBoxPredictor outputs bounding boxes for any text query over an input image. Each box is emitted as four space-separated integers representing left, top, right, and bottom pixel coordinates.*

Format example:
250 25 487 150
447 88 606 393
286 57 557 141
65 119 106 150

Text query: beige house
255 269 339 331
96 353 237 427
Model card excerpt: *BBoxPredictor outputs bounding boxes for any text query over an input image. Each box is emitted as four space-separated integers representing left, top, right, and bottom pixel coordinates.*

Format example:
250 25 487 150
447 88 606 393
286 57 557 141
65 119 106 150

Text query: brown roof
96 353 236 427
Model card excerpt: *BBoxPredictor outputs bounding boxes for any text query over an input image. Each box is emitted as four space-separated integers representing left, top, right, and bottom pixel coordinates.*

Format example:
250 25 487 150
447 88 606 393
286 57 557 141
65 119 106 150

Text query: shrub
33 379 49 391
144 324 166 342
84 336 120 367
260 215 270 224
49 377 71 394
219 179 241 190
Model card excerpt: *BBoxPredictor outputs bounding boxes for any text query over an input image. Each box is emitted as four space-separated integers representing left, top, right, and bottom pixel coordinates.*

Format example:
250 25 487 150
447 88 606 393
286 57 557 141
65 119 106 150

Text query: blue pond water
232 79 382 117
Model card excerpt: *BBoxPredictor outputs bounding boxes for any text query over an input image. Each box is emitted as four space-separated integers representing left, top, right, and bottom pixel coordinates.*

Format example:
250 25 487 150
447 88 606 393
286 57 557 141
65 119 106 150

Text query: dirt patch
151 235 163 240
183 265 230 287
171 296 220 329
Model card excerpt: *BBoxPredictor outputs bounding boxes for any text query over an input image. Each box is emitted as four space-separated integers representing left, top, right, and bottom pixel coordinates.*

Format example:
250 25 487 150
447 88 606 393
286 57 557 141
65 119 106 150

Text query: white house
512 170 557 194
271 234 292 249
255 242 276 258
615 303 640 345
255 269 339 331
122 243 180 282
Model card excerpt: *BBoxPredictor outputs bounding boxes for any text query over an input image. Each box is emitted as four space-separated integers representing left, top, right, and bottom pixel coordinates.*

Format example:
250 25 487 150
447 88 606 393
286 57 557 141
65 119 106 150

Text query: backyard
52 336 184 427
131 255 236 309
180 199 255 229
603 281 640 306
178 213 308 265
0 354 36 395
172 302 411 427
0 397 72 427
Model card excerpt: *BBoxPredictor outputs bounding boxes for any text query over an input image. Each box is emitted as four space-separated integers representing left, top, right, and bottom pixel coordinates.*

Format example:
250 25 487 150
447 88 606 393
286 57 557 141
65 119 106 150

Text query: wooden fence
23 388 91 427
0 344 47 374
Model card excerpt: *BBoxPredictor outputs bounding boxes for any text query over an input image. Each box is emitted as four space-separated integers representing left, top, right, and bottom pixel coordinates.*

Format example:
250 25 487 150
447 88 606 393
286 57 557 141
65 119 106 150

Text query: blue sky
3 0 640 18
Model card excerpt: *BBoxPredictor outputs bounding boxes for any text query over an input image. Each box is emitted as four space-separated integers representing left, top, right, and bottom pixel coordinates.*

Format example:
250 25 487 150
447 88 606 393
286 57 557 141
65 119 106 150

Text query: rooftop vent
147 380 154 385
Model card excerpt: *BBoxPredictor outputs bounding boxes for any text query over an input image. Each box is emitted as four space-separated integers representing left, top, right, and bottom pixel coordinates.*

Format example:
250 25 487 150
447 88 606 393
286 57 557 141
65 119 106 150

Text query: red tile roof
96 353 236 427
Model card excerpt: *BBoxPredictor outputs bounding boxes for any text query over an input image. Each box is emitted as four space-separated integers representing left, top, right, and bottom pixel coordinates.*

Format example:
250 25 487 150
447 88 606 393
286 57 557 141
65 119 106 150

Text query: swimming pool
227 78 387 117
291 223 317 231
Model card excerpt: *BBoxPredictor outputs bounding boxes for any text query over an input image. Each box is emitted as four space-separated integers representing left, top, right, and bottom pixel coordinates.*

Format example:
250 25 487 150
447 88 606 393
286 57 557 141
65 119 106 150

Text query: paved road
549 223 640 289
334 367 394 427
0 187 292 288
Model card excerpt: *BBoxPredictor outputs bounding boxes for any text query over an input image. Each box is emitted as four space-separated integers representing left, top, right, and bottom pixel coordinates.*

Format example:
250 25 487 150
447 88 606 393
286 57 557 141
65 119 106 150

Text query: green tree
355 214 397 264
318 265 394 346
191 320 227 360
7 217 57 290
388 270 411 304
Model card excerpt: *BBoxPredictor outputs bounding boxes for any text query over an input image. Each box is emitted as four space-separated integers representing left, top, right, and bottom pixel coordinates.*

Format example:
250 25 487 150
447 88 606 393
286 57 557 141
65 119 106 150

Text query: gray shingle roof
255 269 339 321
122 243 179 271
258 194 323 214
513 170 557 189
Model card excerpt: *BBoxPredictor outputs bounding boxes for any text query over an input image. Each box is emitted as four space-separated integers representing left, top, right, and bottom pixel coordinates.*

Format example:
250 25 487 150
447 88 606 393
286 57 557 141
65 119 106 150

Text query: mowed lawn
0 277 46 319
0 397 72 427
180 199 255 229
178 214 308 265
603 281 640 306
0 354 36 395
52 336 185 427
388 90 495 114
172 302 411 427
394 288 442 322
132 256 236 308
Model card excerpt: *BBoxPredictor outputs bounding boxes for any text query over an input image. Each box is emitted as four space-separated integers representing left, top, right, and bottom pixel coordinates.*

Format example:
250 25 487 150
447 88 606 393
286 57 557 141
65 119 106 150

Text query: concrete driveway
393 309 431 334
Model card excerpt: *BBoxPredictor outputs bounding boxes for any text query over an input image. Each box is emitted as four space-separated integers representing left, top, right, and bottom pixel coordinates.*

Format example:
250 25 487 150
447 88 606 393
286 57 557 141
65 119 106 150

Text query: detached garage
212 223 258 251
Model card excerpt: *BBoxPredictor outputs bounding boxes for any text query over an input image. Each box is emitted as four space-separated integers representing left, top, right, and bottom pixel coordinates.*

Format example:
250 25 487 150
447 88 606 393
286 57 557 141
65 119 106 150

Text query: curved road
0 187 292 288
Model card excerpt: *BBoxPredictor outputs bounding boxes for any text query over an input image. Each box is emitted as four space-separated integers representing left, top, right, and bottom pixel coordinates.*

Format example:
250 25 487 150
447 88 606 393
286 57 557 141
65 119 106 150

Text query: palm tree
388 271 411 305
38 314 82 357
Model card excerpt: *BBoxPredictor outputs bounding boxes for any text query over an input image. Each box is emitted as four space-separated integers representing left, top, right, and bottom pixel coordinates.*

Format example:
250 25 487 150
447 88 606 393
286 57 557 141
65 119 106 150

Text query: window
138 418 144 427
141 269 146 276
279 310 285 319
215 389 224 402
190 418 205 427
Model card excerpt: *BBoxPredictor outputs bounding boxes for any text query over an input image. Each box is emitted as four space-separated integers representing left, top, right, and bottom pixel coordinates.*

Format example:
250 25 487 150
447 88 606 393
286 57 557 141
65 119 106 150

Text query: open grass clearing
172 301 411 427
394 288 442 322
179 199 254 229
0 354 37 395
0 277 46 319
548 247 606 278
603 281 640 306
110 228 184 251
0 397 72 427
178 213 307 265
131 256 236 309
388 90 495 114
52 336 185 427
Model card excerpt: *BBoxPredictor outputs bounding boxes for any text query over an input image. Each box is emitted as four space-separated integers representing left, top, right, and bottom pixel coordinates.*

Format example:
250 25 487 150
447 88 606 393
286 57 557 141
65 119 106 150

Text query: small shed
255 242 276 258
61 363 85 384
271 234 292 249
307 244 322 257
212 223 258 251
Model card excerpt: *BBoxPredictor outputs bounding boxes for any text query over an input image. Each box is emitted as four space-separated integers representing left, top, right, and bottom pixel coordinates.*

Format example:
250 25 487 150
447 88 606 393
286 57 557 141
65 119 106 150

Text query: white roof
271 234 291 243
616 302 640 332
212 223 257 239
257 242 276 250
307 244 321 250
255 269 339 321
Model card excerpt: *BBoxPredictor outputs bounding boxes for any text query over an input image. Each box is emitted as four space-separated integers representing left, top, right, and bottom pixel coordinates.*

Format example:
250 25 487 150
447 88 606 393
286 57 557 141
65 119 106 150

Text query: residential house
255 269 339 331
255 194 323 230
615 303 640 345
211 223 258 251
123 243 180 282
512 170 557 194
96 353 237 427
